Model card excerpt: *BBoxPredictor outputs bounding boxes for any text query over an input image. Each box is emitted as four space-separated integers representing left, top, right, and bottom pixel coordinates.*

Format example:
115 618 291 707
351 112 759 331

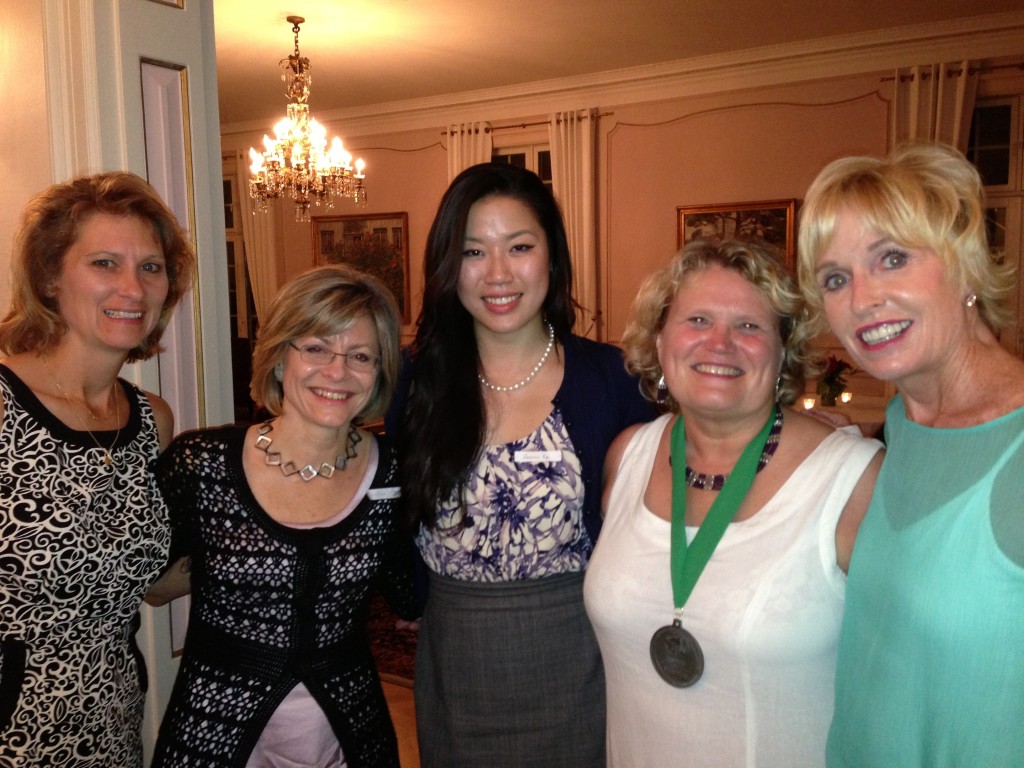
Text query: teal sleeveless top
827 396 1024 767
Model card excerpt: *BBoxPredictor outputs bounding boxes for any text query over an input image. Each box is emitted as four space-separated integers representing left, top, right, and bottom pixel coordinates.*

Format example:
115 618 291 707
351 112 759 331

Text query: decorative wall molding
44 0 103 179
220 11 1024 141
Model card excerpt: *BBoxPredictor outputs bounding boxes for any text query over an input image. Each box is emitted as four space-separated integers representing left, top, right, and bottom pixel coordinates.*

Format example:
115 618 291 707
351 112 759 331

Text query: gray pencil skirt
414 570 606 768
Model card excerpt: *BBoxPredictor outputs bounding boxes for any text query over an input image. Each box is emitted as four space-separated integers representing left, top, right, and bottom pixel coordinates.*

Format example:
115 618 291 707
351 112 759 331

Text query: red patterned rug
367 591 417 686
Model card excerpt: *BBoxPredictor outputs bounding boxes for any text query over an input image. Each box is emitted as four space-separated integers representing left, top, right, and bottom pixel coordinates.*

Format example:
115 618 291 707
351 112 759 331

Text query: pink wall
271 128 447 343
601 75 889 342
229 71 894 351
0 2 54 315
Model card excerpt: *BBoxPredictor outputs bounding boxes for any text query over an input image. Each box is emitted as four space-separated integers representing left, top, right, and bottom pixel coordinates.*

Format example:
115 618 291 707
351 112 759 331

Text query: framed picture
313 212 411 323
677 199 798 266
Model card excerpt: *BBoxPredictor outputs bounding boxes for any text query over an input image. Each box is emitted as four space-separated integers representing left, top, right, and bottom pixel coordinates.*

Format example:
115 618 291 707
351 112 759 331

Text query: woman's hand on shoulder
146 391 175 451
803 407 854 430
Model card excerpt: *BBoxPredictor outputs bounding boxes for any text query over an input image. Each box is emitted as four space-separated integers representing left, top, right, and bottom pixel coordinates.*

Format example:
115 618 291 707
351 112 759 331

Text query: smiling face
456 195 550 340
814 207 970 389
656 264 783 419
279 314 380 431
53 212 169 357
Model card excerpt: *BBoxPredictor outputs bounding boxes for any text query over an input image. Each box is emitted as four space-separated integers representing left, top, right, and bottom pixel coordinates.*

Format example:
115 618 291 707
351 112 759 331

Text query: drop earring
656 375 668 405
965 293 977 308
274 363 284 382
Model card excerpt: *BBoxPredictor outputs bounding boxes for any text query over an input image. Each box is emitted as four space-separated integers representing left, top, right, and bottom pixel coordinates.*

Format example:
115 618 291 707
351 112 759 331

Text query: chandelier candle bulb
248 16 368 221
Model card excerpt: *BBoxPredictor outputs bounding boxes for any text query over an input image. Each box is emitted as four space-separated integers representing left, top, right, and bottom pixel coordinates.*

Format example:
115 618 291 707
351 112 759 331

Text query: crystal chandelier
248 16 367 222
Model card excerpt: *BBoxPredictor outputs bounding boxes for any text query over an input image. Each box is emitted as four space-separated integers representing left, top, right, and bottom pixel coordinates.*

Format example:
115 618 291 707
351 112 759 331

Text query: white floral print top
417 407 590 581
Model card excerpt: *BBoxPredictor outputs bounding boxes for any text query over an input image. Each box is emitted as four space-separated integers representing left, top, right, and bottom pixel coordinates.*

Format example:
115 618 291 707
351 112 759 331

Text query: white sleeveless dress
584 414 882 768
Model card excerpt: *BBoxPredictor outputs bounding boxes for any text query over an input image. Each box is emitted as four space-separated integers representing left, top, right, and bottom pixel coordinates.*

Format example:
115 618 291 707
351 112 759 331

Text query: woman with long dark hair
387 163 654 767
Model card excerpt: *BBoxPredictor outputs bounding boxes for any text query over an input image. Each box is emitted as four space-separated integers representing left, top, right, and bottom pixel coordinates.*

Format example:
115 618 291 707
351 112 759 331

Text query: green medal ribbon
669 405 777 614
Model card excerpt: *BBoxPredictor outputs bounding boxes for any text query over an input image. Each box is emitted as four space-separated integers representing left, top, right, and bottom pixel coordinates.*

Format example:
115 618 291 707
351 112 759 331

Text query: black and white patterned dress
152 425 416 768
0 364 169 767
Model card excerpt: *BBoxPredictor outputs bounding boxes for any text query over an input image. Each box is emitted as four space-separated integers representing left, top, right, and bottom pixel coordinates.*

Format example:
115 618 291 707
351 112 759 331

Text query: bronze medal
658 409 777 688
649 619 704 687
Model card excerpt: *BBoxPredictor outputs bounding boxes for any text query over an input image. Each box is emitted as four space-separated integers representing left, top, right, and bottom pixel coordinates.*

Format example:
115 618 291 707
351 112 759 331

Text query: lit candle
840 391 853 404
248 147 265 175
802 396 816 410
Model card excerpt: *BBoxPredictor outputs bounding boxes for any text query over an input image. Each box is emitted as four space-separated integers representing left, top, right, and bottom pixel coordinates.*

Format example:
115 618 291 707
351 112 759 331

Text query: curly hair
622 238 814 410
250 265 401 423
797 141 1013 336
0 171 196 362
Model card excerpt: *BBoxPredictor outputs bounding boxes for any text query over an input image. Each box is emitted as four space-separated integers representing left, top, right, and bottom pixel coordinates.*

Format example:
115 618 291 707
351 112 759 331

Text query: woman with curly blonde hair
585 238 883 767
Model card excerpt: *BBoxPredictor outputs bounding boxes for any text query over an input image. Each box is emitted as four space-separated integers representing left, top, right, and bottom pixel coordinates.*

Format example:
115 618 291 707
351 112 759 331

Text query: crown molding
220 11 1024 141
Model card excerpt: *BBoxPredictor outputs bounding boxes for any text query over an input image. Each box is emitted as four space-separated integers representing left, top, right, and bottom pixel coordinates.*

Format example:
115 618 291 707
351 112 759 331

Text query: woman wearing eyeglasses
151 265 416 768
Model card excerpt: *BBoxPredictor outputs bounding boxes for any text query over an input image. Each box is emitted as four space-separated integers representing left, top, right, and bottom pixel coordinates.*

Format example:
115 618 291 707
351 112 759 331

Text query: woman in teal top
797 141 1024 767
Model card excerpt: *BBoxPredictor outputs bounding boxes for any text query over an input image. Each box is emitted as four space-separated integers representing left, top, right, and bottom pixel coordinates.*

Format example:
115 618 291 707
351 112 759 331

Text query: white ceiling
213 0 1024 128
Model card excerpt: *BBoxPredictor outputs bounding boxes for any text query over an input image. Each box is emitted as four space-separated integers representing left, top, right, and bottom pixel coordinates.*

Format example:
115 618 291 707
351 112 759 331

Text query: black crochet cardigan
152 425 416 768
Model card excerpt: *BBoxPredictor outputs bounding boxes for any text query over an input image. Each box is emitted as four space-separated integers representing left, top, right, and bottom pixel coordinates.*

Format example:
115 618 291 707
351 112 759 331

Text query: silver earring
966 293 977 308
775 375 782 401
274 363 284 382
656 375 668 405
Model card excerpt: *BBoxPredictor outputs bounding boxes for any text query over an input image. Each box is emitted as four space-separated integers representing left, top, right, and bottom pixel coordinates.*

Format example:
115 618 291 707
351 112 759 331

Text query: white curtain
549 109 598 338
447 122 493 181
235 151 278 321
891 61 979 152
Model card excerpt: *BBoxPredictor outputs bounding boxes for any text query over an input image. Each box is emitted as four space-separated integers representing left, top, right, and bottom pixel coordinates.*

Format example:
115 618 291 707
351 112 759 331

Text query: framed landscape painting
313 212 410 323
677 199 797 266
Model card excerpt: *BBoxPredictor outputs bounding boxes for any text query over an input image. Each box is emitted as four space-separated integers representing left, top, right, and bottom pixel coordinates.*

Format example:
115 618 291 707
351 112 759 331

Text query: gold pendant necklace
45 360 122 468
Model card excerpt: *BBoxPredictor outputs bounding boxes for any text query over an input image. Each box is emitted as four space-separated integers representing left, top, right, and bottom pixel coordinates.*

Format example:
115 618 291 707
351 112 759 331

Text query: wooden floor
383 680 420 768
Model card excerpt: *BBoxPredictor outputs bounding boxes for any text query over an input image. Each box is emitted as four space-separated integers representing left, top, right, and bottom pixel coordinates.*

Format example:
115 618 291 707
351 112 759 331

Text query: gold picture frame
677 199 798 267
312 212 411 323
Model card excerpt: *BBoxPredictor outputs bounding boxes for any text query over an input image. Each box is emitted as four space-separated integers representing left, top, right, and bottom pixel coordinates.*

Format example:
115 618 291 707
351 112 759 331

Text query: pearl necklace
46 360 121 469
478 323 555 393
254 419 362 481
684 407 784 491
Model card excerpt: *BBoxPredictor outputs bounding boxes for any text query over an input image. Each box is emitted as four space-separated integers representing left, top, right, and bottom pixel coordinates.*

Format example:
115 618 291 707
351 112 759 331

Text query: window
221 172 256 340
968 94 1024 356
222 161 260 421
492 146 552 190
967 99 1020 191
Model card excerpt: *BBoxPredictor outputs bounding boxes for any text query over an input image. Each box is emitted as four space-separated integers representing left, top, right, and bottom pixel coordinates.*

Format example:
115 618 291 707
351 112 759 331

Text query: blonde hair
250 265 401 422
623 238 813 410
797 141 1013 335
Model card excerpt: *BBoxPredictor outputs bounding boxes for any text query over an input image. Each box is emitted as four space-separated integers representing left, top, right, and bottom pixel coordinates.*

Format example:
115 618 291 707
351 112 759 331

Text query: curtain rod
881 62 1024 83
442 111 613 135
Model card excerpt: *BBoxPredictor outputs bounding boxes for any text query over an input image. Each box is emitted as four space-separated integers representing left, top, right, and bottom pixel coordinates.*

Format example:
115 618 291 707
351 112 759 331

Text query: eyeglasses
288 342 380 372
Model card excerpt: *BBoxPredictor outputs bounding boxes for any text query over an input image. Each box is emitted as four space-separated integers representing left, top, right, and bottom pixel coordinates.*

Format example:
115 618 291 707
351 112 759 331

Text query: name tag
368 486 401 500
514 450 562 464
